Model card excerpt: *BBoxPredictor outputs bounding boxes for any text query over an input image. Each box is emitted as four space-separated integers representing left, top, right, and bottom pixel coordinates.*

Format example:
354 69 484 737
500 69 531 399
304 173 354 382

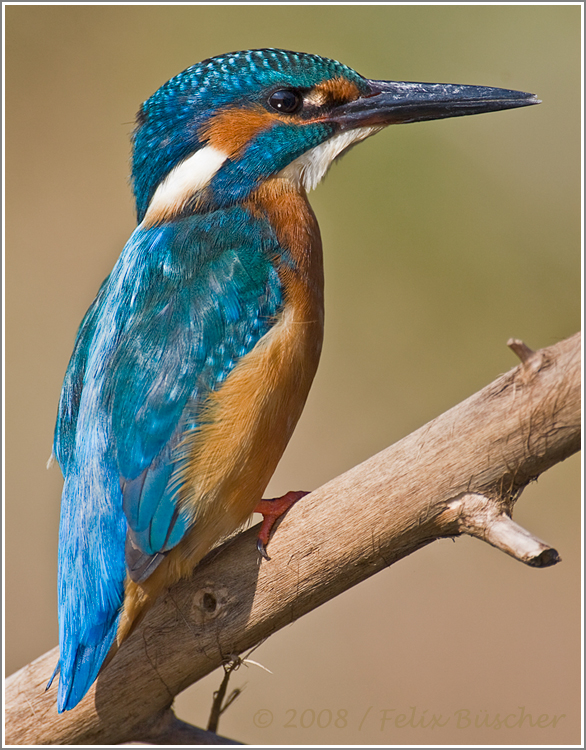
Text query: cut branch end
444 493 561 568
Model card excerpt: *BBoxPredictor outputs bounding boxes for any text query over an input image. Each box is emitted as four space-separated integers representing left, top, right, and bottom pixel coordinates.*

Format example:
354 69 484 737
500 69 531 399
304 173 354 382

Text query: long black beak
329 80 540 129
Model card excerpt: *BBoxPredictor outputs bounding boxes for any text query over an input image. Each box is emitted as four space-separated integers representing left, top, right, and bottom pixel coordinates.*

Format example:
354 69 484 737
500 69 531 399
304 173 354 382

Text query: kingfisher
51 48 538 712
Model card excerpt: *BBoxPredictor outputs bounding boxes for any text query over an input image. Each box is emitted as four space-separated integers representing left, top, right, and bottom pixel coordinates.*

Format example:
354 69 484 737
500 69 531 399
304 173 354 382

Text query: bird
50 48 539 712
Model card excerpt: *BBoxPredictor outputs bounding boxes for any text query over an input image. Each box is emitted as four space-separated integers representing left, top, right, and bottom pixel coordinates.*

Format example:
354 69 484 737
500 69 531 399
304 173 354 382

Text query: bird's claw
254 490 309 561
256 538 271 561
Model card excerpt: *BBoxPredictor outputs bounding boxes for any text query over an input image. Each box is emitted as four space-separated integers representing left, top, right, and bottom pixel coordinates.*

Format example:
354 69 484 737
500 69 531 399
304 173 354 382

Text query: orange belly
118 178 324 644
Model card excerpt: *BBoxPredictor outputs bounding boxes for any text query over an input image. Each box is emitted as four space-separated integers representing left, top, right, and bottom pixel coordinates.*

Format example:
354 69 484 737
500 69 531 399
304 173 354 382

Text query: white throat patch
143 145 227 224
278 125 383 192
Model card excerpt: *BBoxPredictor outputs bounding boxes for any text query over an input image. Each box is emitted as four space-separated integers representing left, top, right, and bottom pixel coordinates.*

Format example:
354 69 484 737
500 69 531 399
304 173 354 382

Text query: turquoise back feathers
54 204 284 710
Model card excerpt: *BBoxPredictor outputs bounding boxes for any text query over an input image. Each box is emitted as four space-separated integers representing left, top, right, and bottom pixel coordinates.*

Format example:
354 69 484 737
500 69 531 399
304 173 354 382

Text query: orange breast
118 179 324 642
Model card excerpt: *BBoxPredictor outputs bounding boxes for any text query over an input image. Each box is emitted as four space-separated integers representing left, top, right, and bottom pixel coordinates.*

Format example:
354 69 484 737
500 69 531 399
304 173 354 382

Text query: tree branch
5 332 580 745
126 707 243 745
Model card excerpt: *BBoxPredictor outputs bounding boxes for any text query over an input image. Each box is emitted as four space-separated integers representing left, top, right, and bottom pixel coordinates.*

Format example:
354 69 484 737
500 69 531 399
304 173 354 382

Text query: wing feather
54 206 283 710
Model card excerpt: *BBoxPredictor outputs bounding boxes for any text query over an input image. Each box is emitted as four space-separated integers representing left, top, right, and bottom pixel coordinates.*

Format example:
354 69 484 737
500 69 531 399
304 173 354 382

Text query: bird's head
132 48 539 225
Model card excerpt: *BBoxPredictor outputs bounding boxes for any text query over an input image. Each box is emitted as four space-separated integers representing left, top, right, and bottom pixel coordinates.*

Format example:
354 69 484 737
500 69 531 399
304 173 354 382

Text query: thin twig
207 657 243 734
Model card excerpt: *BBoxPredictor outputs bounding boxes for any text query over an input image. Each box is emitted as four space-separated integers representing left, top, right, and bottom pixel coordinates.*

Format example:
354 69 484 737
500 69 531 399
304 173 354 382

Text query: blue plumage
53 47 538 713
207 121 335 207
54 207 283 711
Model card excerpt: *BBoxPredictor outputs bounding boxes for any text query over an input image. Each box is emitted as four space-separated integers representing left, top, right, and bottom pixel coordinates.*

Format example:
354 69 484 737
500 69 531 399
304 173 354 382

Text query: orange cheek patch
198 106 283 158
310 77 362 106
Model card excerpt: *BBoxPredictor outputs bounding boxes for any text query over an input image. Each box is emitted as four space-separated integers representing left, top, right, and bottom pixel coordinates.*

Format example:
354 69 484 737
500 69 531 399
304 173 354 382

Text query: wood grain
5 332 580 745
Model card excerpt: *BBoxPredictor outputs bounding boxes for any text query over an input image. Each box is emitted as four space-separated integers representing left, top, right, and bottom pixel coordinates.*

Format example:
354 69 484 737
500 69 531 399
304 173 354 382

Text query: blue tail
57 615 120 712
56 429 127 712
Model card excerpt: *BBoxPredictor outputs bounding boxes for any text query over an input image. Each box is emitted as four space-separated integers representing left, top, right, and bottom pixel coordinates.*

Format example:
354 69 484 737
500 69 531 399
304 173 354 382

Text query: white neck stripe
143 145 227 224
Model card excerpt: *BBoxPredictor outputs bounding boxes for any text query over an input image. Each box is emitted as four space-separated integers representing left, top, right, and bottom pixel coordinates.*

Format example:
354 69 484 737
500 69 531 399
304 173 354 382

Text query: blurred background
5 5 581 745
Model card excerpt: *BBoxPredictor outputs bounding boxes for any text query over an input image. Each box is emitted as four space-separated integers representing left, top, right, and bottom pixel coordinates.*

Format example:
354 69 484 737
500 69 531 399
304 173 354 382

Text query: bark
5 332 581 745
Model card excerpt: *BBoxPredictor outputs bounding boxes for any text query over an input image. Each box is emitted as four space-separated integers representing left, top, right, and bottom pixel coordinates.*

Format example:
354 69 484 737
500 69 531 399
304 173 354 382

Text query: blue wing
54 206 283 711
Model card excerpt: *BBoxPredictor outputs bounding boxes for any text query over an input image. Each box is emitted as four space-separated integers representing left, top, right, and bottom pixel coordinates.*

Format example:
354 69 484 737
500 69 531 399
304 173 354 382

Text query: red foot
254 490 309 560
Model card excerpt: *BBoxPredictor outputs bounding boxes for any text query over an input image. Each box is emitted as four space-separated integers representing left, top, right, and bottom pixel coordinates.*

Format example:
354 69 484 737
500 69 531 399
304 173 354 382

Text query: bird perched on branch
51 48 538 712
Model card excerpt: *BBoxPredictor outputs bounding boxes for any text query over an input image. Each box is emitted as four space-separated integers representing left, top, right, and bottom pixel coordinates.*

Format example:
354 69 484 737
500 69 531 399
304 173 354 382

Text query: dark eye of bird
267 89 302 114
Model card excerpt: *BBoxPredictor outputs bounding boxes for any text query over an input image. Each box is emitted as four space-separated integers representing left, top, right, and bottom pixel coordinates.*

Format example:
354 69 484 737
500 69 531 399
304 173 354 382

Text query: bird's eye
268 89 302 114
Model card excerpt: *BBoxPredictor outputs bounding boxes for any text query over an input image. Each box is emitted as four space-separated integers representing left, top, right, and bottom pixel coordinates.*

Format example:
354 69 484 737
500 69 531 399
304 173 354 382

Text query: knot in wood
191 585 228 624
